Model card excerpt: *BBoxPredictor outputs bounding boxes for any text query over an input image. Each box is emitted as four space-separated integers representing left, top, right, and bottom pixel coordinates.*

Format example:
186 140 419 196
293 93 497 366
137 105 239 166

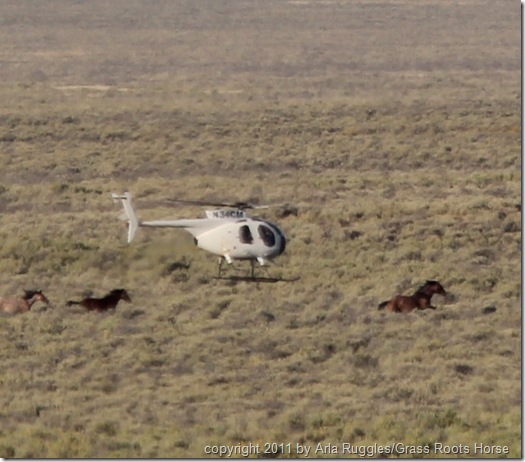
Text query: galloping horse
378 280 446 313
0 290 50 314
66 289 131 312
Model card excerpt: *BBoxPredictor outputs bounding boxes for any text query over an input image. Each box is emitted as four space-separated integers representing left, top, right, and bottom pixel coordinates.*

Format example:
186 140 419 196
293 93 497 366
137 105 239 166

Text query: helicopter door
239 224 254 244
257 224 276 247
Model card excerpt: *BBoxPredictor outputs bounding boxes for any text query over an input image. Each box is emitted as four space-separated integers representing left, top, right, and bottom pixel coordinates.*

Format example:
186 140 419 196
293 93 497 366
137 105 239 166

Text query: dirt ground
0 0 520 458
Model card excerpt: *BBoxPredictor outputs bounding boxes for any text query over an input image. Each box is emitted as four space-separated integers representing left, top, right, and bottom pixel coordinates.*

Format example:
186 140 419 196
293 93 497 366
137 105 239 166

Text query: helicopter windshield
239 225 254 244
258 224 276 247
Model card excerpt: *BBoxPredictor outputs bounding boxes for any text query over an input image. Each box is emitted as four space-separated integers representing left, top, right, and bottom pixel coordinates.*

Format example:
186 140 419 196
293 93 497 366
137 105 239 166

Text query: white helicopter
112 192 287 278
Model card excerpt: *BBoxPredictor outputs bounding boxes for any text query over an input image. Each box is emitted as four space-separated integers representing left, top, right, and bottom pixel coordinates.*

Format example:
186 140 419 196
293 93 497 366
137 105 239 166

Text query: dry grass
0 0 520 458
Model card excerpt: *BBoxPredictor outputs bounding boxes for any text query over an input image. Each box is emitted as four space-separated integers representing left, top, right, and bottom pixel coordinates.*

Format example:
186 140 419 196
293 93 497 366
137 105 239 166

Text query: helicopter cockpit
236 219 286 257
238 222 280 248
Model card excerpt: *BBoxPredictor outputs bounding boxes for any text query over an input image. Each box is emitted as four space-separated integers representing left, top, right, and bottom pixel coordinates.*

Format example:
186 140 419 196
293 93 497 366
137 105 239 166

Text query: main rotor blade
165 199 267 210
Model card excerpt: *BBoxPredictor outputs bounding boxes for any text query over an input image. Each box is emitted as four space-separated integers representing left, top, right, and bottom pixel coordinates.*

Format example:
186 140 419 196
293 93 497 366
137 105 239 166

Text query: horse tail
66 300 80 307
378 300 389 310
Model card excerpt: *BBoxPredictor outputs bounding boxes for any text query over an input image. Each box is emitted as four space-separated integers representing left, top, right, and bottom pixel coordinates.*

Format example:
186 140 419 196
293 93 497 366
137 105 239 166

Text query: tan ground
0 0 520 458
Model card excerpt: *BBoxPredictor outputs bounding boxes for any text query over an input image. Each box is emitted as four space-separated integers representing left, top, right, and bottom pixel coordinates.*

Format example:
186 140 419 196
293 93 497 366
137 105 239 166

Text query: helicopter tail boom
112 192 139 243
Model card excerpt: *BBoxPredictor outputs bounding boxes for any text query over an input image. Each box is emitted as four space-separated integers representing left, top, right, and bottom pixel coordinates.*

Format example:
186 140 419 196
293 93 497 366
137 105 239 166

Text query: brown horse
378 280 446 313
66 289 131 312
0 290 50 314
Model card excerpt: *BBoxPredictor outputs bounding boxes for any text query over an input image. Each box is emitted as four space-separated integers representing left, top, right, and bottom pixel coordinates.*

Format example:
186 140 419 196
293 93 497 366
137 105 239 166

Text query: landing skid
216 257 299 283
212 275 300 284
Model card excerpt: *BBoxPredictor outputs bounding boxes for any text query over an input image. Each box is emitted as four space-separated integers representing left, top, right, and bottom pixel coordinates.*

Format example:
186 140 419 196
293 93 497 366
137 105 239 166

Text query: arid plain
0 0 520 458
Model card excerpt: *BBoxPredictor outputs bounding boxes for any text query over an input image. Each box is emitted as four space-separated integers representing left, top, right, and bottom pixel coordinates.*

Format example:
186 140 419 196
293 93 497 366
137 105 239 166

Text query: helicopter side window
239 225 254 244
258 224 276 247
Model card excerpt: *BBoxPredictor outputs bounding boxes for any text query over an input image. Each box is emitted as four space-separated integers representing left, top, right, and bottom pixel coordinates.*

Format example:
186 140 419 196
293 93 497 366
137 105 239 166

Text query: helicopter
111 192 287 278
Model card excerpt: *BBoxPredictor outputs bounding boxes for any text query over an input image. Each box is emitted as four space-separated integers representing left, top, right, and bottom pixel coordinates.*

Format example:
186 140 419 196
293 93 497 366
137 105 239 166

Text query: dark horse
66 289 131 312
378 280 446 313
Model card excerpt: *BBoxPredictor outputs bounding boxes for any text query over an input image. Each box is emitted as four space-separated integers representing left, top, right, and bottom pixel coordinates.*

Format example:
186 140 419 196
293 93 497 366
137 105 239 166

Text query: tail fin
112 192 140 243
378 301 388 310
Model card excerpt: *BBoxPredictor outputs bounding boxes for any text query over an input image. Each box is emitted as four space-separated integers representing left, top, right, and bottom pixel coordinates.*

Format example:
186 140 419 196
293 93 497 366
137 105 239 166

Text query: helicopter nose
277 235 286 256
274 227 286 256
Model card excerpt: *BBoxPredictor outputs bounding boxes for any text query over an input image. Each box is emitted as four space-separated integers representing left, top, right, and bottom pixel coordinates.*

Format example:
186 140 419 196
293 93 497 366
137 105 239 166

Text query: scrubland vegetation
0 0 520 458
